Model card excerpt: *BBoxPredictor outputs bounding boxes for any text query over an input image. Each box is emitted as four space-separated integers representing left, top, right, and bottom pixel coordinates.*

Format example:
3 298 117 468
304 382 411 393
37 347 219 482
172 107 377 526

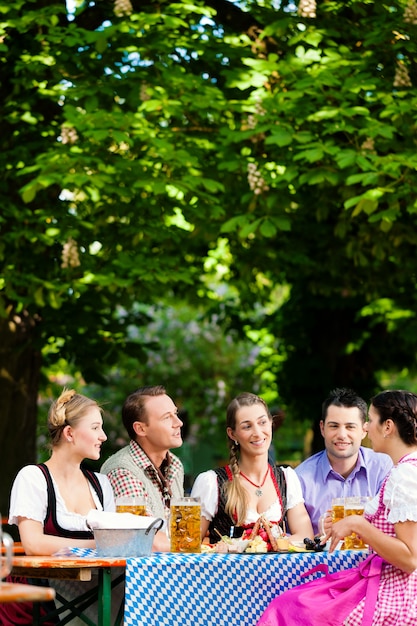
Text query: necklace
239 466 270 497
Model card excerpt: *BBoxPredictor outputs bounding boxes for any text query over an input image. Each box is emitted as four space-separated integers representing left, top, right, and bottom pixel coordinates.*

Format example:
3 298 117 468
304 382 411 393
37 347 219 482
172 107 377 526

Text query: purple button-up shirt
295 446 393 535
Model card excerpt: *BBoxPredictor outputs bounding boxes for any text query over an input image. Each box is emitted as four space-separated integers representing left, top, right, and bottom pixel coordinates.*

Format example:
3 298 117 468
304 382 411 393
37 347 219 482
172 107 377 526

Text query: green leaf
294 148 324 163
307 109 340 122
21 185 38 204
341 106 370 116
351 198 379 217
220 216 248 234
33 287 45 307
95 35 108 54
265 128 293 147
336 151 357 169
240 218 262 239
274 217 291 232
293 131 315 144
260 219 277 237
346 172 379 186
368 208 400 223
346 188 385 214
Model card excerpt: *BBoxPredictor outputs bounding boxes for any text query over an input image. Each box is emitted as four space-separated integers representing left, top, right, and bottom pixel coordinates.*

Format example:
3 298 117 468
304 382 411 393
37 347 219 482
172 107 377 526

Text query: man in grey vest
102 385 184 549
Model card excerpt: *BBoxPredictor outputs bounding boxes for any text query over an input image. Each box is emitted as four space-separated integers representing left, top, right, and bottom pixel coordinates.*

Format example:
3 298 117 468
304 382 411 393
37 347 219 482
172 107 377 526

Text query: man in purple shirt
295 387 392 535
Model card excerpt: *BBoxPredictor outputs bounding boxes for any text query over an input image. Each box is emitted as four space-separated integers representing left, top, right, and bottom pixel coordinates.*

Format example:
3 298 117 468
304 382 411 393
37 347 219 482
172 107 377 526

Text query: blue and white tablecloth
124 550 368 626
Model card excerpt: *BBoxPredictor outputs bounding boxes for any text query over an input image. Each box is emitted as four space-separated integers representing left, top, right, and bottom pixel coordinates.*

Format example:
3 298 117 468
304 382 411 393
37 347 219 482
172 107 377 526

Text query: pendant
255 488 263 497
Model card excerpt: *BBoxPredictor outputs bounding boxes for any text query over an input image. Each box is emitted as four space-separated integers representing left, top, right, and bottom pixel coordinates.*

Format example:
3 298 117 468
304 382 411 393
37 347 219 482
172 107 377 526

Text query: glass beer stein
344 496 370 550
1 518 14 580
169 497 201 553
115 495 147 516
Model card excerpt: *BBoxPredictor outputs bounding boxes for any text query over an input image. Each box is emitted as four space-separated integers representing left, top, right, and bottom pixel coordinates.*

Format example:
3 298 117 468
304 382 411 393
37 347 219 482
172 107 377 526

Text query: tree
208 0 417 449
1 0 283 508
2 0 417 513
0 0 228 509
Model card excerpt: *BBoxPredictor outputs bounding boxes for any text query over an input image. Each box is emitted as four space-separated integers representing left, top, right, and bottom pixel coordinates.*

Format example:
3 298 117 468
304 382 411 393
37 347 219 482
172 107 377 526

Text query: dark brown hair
122 385 167 440
371 390 417 445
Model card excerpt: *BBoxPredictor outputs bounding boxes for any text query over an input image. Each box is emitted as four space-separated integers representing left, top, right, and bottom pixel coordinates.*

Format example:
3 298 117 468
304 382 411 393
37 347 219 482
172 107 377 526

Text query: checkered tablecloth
124 549 368 626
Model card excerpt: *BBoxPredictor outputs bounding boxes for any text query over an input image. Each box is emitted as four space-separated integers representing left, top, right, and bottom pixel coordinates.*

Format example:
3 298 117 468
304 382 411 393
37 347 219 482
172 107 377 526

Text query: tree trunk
0 309 41 516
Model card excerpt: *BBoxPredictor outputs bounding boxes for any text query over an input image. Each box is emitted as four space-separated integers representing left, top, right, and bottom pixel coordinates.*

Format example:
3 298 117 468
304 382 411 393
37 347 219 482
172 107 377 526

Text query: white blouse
9 464 115 532
191 465 304 524
365 452 417 524
384 452 417 524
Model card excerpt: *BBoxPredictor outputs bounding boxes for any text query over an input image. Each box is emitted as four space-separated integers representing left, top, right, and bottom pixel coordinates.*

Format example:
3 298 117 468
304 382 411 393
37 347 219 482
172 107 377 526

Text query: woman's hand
327 515 363 552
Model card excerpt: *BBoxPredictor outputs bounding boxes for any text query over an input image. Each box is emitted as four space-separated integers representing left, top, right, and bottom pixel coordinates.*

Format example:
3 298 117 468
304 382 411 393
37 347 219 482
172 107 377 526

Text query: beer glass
331 497 346 549
331 497 345 524
115 495 147 516
344 496 369 550
1 518 14 580
170 497 201 553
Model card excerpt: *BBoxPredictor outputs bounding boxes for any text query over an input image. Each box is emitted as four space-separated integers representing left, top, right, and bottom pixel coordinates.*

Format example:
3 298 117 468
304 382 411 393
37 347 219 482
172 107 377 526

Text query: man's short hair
321 387 367 424
122 385 166 440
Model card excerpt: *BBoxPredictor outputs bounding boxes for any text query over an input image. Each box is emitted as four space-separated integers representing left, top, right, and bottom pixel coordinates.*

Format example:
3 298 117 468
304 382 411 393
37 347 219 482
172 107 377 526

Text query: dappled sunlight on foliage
3 0 417 509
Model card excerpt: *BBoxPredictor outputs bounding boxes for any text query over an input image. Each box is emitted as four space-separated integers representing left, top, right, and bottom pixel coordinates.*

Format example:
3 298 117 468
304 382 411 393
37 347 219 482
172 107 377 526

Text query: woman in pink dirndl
257 390 417 626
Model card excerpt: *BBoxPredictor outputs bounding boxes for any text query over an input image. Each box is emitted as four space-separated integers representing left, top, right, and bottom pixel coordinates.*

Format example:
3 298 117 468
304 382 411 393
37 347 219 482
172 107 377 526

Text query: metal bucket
94 517 164 557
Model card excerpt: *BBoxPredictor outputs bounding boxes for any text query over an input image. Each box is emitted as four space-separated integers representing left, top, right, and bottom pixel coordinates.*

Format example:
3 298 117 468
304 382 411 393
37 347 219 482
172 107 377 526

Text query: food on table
201 525 326 553
303 536 326 552
287 543 308 552
203 516 289 553
243 515 281 551
212 536 250 553
260 517 279 551
245 535 268 553
201 543 215 553
276 537 290 550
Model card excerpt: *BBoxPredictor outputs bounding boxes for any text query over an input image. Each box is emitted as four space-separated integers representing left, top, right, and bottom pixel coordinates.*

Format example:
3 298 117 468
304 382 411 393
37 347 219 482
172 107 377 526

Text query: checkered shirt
102 440 184 519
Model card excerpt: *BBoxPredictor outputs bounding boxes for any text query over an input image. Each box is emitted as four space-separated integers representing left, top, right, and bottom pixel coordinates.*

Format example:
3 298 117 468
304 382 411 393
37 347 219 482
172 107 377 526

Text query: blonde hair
224 392 272 525
225 440 249 525
47 388 101 447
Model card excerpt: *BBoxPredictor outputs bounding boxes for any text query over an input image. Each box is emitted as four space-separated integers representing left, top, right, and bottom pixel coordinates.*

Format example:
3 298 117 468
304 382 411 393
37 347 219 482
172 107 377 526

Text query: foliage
3 0 417 510
40 301 279 472
202 0 417 445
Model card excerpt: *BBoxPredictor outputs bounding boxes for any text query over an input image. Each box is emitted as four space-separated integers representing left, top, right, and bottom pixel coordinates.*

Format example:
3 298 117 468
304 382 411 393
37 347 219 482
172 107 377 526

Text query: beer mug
169 497 201 553
344 496 370 550
115 495 147 516
331 497 346 550
1 523 14 580
331 497 345 524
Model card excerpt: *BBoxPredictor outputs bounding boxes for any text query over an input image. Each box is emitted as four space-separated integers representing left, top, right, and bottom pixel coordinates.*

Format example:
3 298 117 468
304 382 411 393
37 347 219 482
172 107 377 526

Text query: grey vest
101 445 184 520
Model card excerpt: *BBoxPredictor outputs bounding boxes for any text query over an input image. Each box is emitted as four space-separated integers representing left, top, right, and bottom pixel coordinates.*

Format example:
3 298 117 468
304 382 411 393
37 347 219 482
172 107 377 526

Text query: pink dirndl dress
344 455 417 626
256 454 417 626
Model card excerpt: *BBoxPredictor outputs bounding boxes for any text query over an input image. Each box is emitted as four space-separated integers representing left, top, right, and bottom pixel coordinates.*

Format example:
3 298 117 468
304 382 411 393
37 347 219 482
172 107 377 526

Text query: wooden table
12 554 126 626
0 581 56 604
